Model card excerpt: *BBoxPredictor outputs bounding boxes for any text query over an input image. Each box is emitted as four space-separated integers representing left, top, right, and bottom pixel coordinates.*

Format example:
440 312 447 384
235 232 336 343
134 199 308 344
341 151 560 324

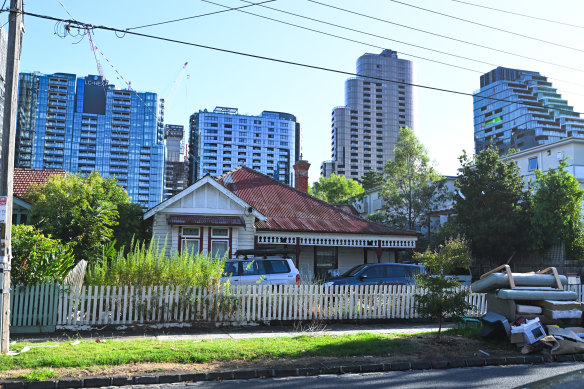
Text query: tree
113 201 148 251
454 147 530 262
414 237 472 336
11 225 75 285
381 127 447 230
311 173 364 203
25 172 134 263
529 159 584 260
361 169 384 190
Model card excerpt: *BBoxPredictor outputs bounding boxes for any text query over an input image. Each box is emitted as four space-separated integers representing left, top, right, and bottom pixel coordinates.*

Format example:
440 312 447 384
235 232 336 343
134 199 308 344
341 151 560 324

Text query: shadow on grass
286 333 415 358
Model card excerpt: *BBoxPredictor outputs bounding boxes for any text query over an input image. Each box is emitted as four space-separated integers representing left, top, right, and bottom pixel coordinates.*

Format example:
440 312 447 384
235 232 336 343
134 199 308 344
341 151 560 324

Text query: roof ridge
216 165 244 181
217 166 414 232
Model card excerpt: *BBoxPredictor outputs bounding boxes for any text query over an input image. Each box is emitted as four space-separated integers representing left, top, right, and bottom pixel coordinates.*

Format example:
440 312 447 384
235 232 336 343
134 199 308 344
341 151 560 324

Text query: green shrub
414 237 472 336
84 239 225 287
12 225 75 285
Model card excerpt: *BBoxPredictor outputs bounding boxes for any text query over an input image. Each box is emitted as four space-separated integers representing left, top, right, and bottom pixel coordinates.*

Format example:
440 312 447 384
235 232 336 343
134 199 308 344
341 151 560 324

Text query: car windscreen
388 265 421 278
341 264 367 277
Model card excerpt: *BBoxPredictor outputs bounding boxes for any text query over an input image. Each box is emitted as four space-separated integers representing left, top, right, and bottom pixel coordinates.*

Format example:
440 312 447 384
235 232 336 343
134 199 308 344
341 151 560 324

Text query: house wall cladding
151 181 256 256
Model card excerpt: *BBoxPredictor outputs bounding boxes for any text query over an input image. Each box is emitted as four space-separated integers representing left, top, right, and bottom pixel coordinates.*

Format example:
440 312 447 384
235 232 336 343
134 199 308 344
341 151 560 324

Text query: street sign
0 197 6 223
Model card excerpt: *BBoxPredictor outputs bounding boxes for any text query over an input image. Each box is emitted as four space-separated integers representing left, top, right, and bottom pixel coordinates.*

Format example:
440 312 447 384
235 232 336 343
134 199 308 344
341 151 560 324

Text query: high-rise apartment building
188 107 300 185
474 67 584 154
163 124 188 199
322 49 414 180
15 72 164 209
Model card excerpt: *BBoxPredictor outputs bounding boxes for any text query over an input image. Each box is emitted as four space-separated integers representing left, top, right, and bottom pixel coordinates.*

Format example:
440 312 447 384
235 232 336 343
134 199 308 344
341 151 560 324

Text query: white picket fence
567 284 584 301
56 285 487 330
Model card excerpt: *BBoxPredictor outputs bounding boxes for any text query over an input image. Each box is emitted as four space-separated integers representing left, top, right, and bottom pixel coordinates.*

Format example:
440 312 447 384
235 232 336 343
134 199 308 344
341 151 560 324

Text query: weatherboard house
144 161 417 278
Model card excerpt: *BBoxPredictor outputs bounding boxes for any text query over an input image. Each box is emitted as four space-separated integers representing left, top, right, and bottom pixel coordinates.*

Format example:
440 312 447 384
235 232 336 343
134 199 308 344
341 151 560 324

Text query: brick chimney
293 159 310 193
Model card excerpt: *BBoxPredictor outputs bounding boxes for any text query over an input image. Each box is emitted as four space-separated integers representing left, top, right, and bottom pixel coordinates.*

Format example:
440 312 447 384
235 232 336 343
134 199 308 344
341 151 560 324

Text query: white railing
56 285 487 330
567 284 584 300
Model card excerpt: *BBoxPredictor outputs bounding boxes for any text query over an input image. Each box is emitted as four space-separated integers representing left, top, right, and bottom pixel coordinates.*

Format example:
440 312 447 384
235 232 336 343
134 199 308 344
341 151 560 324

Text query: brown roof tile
13 168 66 197
216 167 415 236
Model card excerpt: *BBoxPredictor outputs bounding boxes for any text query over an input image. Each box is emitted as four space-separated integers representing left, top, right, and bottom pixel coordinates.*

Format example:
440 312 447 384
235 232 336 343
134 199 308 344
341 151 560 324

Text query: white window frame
182 238 200 254
528 157 538 171
210 240 229 258
211 227 229 238
181 226 201 254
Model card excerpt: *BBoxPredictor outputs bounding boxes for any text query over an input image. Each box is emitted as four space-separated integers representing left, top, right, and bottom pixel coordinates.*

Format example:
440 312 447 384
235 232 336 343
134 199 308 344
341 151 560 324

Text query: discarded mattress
543 308 582 320
471 273 568 293
516 304 543 314
496 288 577 301
536 300 582 311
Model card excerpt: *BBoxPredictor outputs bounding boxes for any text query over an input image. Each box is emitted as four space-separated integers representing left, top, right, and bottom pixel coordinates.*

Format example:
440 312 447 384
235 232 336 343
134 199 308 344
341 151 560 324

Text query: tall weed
85 239 224 287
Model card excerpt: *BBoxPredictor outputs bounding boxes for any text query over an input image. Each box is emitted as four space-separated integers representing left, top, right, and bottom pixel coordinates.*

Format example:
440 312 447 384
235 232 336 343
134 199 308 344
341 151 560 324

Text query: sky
7 0 584 183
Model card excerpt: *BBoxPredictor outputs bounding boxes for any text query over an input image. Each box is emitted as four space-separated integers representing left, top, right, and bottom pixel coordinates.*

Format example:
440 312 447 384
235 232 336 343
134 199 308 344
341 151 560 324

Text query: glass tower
188 107 300 185
474 67 584 154
323 49 414 180
15 72 164 209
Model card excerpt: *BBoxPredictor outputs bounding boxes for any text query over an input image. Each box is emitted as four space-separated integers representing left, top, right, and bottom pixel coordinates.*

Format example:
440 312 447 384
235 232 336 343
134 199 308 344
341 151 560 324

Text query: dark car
323 263 423 286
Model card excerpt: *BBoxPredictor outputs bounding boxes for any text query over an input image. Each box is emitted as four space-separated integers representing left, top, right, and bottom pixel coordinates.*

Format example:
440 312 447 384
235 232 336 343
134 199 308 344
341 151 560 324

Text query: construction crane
86 27 105 79
166 62 189 105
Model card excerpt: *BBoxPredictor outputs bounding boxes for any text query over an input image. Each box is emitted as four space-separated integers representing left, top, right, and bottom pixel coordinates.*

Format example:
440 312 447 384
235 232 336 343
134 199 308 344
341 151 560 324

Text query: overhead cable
19 9 584 115
451 0 584 30
201 0 481 73
387 0 584 53
307 0 584 75
230 0 495 68
126 0 277 31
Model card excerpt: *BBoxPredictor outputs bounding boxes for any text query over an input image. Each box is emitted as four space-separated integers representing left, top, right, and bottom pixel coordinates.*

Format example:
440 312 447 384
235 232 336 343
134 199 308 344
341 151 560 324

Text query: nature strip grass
0 332 417 371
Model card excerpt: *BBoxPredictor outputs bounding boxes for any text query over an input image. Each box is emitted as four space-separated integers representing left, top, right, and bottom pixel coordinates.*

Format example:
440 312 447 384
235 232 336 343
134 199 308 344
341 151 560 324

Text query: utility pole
0 0 23 353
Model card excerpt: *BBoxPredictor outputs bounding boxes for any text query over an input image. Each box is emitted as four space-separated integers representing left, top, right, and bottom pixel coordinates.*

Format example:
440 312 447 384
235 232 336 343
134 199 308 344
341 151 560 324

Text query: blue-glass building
15 72 164 209
474 67 584 154
188 107 300 185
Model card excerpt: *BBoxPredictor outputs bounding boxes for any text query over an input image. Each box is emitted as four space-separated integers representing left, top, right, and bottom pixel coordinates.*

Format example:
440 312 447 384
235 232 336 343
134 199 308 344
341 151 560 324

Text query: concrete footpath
11 322 455 343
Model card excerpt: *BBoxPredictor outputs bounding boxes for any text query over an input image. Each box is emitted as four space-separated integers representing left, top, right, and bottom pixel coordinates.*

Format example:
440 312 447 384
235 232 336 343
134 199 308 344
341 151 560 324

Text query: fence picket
45 283 491 330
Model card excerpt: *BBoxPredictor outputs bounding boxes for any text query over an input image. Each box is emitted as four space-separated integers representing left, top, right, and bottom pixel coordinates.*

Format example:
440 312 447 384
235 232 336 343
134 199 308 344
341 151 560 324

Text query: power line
307 0 584 76
386 0 584 54
126 0 277 31
201 0 481 73
19 9 584 115
233 0 584 94
451 0 584 29
229 0 495 68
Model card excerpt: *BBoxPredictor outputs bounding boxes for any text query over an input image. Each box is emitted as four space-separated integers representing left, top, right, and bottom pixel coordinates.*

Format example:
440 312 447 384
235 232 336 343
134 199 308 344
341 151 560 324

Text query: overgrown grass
0 333 415 372
85 239 225 288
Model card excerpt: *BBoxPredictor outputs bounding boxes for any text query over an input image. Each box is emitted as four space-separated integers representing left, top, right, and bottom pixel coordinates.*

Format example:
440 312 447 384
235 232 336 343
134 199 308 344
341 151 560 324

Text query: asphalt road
103 362 584 389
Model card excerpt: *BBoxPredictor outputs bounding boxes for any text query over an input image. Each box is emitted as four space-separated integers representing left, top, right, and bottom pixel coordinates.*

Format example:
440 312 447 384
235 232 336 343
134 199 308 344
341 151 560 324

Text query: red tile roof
13 168 67 197
217 167 415 236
